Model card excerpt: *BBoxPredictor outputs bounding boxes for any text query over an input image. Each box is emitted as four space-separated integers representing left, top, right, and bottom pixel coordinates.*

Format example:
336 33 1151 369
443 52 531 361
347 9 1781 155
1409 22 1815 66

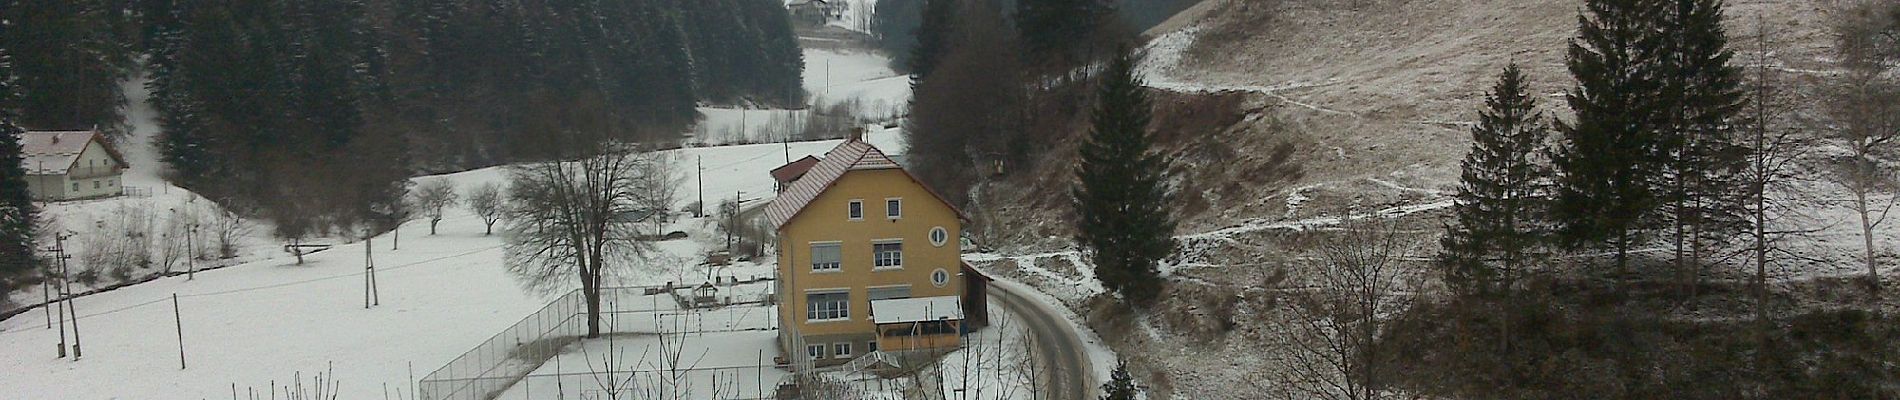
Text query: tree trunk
430 219 439 235
1857 187 1880 293
584 273 602 338
392 227 401 251
485 222 493 236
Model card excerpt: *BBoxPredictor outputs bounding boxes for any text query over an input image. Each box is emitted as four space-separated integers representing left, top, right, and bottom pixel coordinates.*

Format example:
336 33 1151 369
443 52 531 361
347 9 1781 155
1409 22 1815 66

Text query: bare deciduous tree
502 144 667 338
466 183 505 235
1827 0 1900 291
411 180 459 236
1741 19 1820 327
1266 217 1420 400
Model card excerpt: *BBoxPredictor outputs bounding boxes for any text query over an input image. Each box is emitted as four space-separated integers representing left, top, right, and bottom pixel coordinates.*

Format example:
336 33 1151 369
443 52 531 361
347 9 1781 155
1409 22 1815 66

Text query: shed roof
770 155 822 185
871 296 963 324
762 138 965 229
17 130 126 175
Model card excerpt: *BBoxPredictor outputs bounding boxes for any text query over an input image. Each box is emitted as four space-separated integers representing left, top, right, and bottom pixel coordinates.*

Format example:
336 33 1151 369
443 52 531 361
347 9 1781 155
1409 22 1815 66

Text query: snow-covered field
692 48 908 146
0 129 906 399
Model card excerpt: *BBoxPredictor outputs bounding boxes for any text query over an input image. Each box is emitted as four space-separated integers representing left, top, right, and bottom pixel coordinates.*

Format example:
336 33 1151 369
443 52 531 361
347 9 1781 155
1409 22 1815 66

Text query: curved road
989 280 1097 400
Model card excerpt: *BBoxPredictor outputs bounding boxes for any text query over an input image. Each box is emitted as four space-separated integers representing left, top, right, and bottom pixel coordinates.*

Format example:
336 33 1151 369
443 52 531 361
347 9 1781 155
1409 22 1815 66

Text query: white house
18 130 128 201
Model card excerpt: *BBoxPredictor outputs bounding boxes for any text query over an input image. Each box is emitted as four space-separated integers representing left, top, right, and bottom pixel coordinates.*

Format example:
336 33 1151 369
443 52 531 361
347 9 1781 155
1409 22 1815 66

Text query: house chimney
847 127 865 142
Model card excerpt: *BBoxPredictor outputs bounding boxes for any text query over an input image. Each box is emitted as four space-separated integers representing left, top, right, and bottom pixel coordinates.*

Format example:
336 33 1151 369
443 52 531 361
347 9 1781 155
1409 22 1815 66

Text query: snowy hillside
693 48 909 146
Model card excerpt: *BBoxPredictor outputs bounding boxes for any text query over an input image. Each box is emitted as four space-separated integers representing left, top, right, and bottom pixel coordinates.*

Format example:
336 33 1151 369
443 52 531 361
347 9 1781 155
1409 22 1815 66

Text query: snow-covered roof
17 130 126 175
871 296 963 325
764 137 965 229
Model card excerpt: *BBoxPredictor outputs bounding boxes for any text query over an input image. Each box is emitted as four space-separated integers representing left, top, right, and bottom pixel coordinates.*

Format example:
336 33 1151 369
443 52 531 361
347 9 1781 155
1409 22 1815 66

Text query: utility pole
41 280 51 329
186 222 198 280
365 233 379 309
51 232 80 359
172 294 186 369
697 156 705 218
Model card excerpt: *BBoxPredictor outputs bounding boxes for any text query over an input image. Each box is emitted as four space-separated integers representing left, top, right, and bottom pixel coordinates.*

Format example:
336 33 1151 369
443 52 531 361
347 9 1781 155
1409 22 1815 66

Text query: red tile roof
763 138 965 229
770 155 822 185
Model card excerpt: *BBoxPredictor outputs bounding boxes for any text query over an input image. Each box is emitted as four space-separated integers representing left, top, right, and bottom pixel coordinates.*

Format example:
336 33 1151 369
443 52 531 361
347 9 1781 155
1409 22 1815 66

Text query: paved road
989 281 1096 400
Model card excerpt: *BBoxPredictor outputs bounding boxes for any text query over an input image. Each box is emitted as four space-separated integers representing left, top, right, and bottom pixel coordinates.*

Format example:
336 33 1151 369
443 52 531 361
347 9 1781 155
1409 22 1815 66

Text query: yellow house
765 133 984 366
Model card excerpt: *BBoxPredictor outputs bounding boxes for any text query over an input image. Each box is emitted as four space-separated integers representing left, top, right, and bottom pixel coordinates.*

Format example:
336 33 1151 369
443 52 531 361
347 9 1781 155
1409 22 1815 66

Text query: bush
1381 289 1900 399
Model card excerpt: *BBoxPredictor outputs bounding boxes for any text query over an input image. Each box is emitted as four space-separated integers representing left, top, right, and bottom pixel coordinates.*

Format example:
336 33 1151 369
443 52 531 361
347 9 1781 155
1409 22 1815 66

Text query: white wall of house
26 139 124 201
25 172 66 201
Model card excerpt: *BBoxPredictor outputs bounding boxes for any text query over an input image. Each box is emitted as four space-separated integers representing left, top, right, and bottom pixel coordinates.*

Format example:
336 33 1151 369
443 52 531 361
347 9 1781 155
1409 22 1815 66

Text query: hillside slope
969 1 1867 398
1136 0 1837 227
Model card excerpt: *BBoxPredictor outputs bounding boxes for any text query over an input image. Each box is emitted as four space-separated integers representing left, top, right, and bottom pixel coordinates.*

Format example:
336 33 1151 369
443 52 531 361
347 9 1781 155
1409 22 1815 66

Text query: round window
931 268 950 287
929 227 949 247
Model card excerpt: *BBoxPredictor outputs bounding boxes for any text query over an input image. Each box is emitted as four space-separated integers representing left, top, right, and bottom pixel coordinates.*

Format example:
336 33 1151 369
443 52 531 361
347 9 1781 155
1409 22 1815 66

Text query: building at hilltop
765 130 988 367
17 130 128 201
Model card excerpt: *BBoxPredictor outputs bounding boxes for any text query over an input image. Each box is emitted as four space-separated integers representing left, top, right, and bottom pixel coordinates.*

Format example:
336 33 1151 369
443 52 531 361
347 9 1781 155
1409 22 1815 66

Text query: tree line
0 0 804 299
1442 0 1900 301
1401 0 1900 396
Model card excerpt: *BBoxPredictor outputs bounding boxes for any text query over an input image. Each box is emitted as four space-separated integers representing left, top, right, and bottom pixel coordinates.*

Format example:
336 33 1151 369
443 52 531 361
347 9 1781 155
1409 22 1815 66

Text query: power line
0 245 502 338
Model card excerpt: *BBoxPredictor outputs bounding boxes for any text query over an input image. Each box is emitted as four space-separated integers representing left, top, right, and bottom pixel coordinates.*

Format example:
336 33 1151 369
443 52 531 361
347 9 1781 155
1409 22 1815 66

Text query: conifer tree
1016 0 1114 62
0 47 40 292
1100 361 1139 400
1441 63 1551 296
1073 45 1175 305
1657 0 1748 287
908 0 956 84
0 0 136 134
1552 0 1672 275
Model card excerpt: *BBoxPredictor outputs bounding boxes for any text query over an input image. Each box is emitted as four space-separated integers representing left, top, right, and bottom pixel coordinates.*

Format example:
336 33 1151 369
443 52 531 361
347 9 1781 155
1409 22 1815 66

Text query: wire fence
417 282 780 400
465 365 782 400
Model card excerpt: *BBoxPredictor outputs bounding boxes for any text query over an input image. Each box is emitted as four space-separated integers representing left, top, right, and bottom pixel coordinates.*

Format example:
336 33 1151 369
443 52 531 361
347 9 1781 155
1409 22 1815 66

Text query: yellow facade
776 168 963 359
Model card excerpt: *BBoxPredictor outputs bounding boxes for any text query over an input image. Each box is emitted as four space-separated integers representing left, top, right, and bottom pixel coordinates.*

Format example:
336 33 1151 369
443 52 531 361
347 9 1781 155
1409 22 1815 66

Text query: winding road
989 280 1097 400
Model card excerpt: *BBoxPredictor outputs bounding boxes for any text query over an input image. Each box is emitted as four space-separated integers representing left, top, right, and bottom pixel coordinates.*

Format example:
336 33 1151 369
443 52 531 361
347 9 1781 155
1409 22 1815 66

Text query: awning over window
870 296 963 325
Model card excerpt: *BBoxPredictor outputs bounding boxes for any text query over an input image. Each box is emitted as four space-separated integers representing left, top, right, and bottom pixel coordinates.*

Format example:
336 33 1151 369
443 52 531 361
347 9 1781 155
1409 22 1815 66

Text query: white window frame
929 227 949 247
848 199 864 221
885 198 903 219
833 342 853 359
872 239 904 270
809 241 843 272
931 268 951 288
867 340 879 353
806 289 851 322
807 344 826 360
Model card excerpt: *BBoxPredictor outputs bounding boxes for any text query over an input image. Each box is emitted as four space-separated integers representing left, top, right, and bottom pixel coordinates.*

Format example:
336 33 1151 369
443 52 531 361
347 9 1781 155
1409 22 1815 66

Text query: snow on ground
693 48 908 146
932 303 1042 400
803 49 909 115
0 204 537 399
492 316 786 400
985 278 1121 392
677 127 905 213
0 127 905 398
4 78 280 309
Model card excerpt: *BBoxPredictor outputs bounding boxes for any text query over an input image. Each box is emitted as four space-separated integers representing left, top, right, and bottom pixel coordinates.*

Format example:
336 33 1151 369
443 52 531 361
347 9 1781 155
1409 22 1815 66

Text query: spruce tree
1073 45 1176 305
1657 0 1748 286
0 47 40 292
1441 63 1552 296
1016 0 1114 62
908 0 956 83
1100 361 1139 400
1552 0 1672 276
0 0 136 134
